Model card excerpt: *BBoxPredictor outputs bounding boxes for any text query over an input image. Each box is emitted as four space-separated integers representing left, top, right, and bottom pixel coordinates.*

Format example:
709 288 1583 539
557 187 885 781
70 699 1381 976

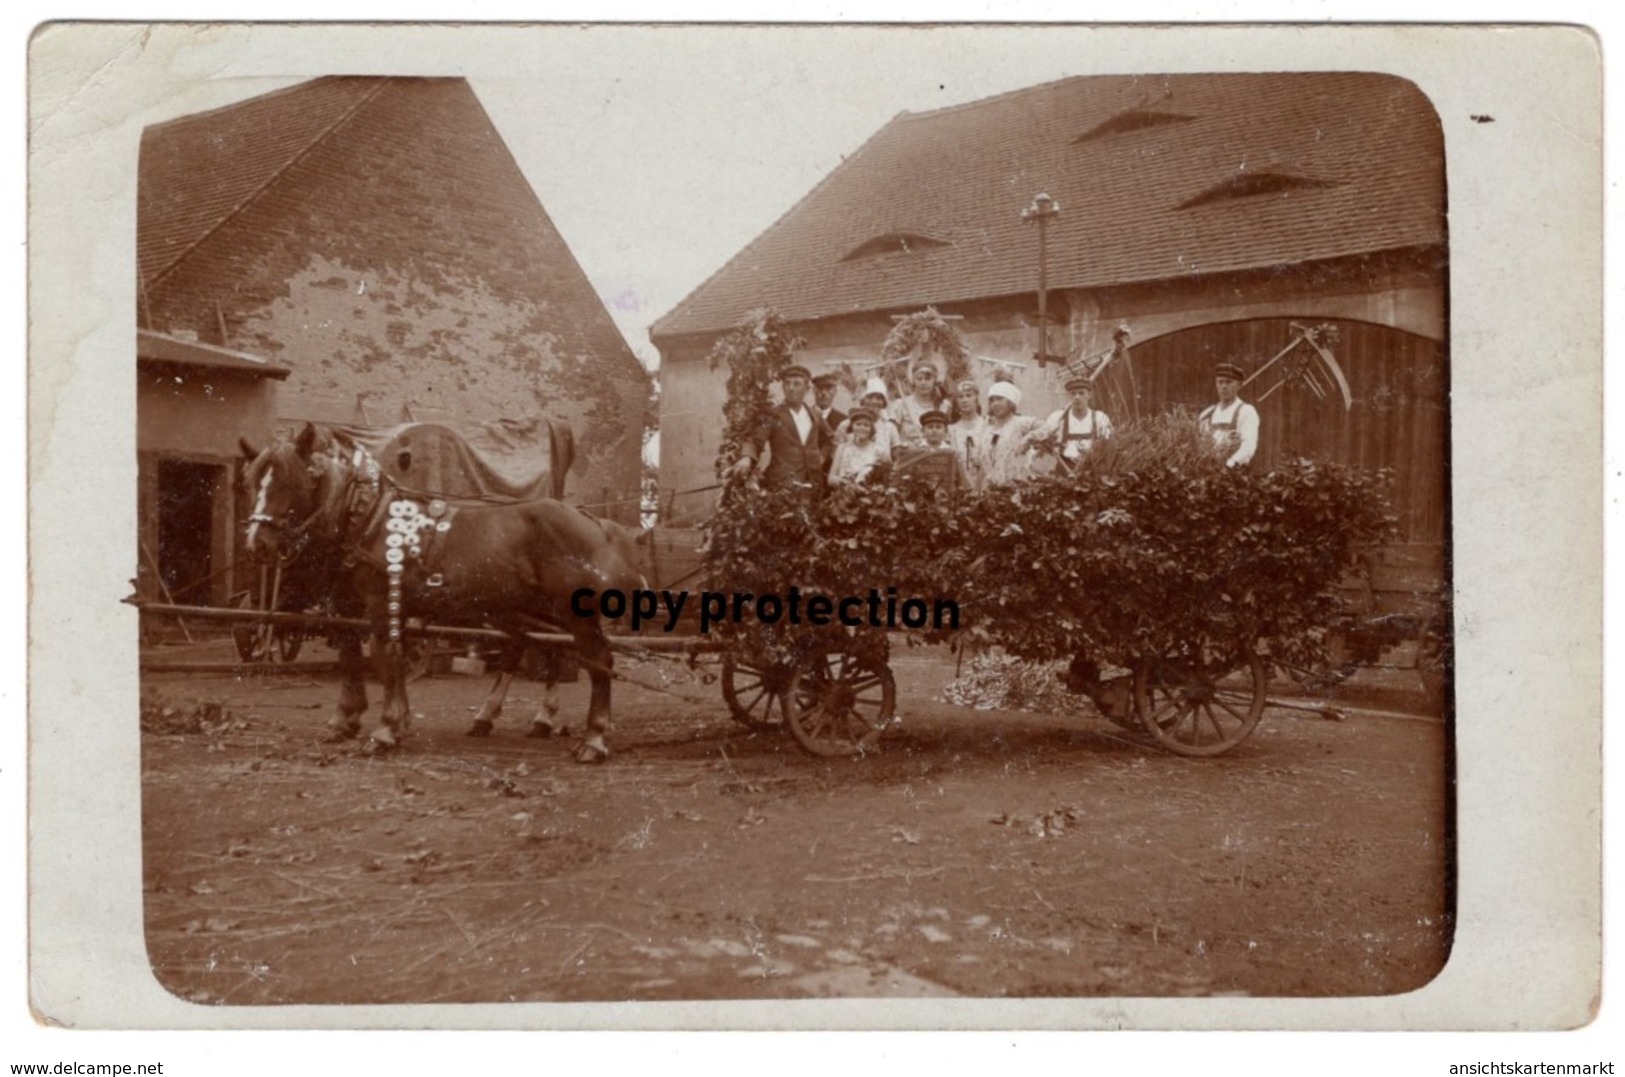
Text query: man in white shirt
1040 375 1113 467
729 364 833 492
1199 362 1260 468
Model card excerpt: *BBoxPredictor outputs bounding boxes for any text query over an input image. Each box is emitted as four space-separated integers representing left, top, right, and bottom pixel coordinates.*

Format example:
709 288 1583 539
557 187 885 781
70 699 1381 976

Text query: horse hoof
322 722 361 743
369 727 400 750
528 721 558 739
571 741 609 765
467 719 493 738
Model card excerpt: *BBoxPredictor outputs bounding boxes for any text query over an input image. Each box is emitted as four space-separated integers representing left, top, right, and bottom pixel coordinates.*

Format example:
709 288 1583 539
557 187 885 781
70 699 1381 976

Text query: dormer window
1177 169 1337 209
840 232 952 261
1073 108 1195 142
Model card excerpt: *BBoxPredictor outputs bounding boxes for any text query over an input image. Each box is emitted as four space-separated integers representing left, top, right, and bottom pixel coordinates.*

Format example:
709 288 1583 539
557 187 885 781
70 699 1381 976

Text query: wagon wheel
1280 632 1357 696
721 655 795 730
233 623 269 663
1133 646 1268 757
784 646 897 757
276 627 304 663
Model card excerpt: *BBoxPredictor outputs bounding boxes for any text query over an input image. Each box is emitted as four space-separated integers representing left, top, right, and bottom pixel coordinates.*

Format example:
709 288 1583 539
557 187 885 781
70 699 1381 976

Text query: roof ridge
143 75 372 132
143 77 390 289
462 83 645 374
893 73 1103 123
893 70 1365 126
649 109 911 340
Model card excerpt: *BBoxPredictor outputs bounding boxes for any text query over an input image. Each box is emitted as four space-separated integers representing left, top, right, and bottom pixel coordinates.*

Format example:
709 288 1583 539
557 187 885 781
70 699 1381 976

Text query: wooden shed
135 329 289 610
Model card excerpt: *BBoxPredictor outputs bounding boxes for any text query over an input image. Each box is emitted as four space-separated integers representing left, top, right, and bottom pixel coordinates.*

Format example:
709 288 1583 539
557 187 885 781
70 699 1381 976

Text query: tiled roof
138 78 386 289
652 72 1445 340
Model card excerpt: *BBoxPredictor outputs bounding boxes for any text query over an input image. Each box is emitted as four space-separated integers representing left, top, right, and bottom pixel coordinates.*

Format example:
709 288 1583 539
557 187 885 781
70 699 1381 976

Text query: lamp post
1021 192 1065 367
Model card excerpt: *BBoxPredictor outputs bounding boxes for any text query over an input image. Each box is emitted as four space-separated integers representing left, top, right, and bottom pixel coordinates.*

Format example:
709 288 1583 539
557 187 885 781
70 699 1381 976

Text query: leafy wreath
706 308 806 480
878 307 972 400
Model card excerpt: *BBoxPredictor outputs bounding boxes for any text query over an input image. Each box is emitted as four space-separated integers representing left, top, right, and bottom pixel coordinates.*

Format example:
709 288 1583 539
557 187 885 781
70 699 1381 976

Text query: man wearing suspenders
1199 361 1260 468
1040 375 1114 468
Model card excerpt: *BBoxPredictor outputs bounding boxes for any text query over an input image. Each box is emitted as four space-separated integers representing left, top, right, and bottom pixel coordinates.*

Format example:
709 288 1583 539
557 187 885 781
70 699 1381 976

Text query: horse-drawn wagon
138 326 1431 764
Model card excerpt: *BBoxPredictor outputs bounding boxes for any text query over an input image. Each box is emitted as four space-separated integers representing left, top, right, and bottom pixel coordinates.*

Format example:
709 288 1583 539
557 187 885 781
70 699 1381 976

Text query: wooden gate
1100 317 1448 547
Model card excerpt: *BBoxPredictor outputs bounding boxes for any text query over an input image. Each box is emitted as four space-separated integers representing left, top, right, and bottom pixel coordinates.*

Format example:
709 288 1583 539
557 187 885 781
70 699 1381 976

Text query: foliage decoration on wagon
703 476 962 670
941 412 1396 672
706 308 806 480
702 305 1392 725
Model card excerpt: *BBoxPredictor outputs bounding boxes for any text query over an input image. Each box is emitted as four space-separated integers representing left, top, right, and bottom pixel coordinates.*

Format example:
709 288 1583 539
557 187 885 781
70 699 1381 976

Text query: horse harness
329 445 463 649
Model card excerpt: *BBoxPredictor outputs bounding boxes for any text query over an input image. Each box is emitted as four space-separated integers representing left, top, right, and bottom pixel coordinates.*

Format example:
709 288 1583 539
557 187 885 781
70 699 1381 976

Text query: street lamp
1021 192 1065 368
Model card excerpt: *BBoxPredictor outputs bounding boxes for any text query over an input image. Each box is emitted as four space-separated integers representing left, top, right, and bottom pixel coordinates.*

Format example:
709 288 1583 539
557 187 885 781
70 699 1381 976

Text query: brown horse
240 422 643 762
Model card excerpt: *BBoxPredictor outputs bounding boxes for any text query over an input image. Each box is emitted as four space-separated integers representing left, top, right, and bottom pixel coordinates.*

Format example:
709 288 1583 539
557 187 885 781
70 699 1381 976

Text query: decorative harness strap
333 443 460 650
378 495 458 646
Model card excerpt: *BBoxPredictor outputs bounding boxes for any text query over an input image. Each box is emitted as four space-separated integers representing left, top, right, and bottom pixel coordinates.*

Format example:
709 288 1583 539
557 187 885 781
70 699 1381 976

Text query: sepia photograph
25 20 1602 1038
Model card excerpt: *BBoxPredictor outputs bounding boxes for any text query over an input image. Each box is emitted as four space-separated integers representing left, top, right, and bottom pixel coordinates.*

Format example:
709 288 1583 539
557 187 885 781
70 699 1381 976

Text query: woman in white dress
977 380 1046 487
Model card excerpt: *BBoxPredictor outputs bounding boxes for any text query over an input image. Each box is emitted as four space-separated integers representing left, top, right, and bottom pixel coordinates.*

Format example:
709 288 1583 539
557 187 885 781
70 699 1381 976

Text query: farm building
650 72 1448 561
136 76 651 606
135 329 289 610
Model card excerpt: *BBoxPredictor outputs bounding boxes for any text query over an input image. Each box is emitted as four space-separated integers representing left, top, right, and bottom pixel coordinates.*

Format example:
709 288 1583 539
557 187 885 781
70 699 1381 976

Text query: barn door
1102 318 1448 546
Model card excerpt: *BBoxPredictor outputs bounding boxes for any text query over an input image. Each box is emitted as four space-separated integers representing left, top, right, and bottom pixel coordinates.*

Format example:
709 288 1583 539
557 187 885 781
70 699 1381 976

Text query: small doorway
156 459 225 606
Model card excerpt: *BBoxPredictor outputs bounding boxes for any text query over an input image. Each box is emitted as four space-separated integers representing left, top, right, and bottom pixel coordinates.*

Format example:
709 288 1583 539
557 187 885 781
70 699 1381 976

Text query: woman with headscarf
888 357 944 448
947 378 989 493
977 378 1046 487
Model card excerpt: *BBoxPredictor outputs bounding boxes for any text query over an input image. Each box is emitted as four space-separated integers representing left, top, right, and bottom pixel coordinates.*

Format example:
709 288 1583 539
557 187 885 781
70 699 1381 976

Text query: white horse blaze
246 470 272 548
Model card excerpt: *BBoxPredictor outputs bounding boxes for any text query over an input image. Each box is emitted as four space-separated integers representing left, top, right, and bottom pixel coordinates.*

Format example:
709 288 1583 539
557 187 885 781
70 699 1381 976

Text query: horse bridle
248 451 362 564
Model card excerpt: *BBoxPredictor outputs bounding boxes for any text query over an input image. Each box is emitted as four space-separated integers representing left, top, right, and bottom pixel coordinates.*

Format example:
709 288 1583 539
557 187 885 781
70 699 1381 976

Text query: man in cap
1039 375 1114 467
1199 361 1260 468
812 372 847 478
911 408 972 493
730 364 834 492
812 372 847 433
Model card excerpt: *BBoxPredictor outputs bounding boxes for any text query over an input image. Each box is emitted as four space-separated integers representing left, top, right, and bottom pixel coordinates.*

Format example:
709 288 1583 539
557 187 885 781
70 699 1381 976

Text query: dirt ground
140 641 1453 1006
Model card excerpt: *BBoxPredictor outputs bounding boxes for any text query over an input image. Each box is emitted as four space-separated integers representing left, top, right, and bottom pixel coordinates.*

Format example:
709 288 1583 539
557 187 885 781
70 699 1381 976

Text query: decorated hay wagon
138 310 1437 762
662 309 1427 759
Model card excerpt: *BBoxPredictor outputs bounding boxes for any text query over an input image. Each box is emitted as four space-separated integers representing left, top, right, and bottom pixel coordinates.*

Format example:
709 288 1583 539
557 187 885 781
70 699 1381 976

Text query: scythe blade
1291 322 1354 413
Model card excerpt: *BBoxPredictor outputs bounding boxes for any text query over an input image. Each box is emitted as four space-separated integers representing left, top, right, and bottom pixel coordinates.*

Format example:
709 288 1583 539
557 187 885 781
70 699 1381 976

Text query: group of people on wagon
729 357 1257 495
